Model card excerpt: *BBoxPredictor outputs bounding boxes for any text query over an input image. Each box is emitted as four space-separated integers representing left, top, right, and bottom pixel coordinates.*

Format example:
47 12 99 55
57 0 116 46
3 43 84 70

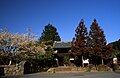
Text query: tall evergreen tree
89 19 107 65
71 19 88 66
39 24 61 44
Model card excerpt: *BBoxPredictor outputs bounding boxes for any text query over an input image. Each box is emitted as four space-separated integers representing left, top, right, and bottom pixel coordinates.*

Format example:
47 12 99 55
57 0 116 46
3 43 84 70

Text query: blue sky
0 0 120 43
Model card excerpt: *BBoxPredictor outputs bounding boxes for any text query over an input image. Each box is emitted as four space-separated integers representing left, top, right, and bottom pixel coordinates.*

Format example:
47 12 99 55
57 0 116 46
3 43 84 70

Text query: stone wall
0 61 25 76
4 65 24 76
47 65 113 73
47 66 86 73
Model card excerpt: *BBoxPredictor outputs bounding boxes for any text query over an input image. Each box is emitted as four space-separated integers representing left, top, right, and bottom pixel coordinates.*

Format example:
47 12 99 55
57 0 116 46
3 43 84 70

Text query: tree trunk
56 59 59 66
9 60 12 65
102 58 104 65
82 56 84 67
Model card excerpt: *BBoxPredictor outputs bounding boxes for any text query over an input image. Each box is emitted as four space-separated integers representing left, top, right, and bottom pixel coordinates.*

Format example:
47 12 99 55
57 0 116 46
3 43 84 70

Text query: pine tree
89 19 107 65
39 24 61 44
71 19 88 66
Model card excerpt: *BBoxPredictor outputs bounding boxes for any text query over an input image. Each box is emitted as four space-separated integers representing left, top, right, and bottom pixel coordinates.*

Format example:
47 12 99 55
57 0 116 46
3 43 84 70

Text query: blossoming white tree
0 28 45 65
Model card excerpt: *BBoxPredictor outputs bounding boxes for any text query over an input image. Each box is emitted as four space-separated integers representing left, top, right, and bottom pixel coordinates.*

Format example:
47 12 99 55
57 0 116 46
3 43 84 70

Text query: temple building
53 41 74 66
53 41 89 67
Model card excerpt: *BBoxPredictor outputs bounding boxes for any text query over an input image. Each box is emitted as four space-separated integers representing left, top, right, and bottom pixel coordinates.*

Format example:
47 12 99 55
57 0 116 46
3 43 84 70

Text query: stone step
47 66 85 73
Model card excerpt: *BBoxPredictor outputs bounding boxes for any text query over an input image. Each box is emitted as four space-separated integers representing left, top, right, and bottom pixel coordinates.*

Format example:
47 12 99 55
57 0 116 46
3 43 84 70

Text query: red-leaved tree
89 19 107 65
71 19 88 66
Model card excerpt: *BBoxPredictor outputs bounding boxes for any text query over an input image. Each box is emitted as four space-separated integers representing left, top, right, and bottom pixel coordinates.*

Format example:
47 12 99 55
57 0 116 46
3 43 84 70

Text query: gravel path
1 72 120 78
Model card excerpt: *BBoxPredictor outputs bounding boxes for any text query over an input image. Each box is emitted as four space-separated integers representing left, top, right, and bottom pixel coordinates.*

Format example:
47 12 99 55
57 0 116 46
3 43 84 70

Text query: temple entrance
24 62 32 74
0 67 4 76
58 57 64 66
53 42 71 66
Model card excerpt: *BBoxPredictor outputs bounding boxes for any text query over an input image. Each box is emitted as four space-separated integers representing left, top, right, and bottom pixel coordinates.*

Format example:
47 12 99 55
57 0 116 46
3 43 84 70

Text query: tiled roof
53 41 71 48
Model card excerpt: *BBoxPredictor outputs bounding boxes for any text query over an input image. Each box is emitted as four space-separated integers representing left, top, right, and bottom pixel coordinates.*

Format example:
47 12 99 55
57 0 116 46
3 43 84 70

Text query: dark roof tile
53 41 71 48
